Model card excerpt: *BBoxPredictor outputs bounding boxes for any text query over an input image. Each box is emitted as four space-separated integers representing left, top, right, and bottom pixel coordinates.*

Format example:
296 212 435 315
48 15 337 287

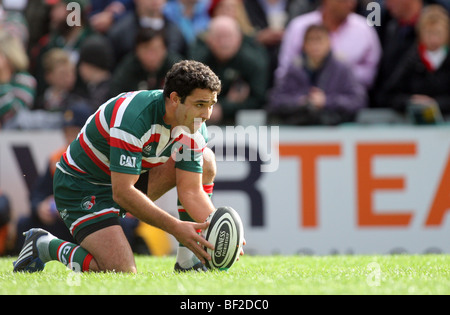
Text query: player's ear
169 92 180 107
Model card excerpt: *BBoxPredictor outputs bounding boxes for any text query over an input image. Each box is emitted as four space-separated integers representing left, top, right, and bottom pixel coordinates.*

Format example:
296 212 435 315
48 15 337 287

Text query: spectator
276 0 381 90
110 28 182 96
189 16 269 125
108 0 187 64
269 24 367 125
0 2 30 46
243 0 320 87
14 102 93 254
23 0 52 53
0 30 36 129
89 0 135 34
244 0 320 29
30 0 94 98
372 0 424 108
163 0 210 44
208 0 254 36
383 5 450 120
34 48 78 112
430 0 450 13
77 35 114 110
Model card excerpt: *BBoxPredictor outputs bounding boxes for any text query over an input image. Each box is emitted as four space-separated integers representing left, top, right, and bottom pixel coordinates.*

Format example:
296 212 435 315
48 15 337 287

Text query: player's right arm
111 171 214 263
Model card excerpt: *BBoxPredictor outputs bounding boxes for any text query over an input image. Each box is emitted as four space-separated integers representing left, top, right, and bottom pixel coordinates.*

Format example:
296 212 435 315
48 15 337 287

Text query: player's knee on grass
202 147 216 184
80 226 137 273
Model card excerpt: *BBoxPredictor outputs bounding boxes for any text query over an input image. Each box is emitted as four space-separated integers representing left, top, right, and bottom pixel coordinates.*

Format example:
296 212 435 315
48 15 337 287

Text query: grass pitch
0 254 449 295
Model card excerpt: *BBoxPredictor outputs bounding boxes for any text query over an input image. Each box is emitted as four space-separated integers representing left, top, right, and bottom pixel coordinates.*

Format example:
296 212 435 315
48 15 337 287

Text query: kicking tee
57 90 208 184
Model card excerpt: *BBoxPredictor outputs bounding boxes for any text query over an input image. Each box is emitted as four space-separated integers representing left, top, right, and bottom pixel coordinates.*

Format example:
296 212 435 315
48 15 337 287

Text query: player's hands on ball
174 220 214 264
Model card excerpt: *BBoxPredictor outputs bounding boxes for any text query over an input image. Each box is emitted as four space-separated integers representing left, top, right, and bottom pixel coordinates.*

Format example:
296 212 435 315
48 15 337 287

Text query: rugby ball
202 206 244 270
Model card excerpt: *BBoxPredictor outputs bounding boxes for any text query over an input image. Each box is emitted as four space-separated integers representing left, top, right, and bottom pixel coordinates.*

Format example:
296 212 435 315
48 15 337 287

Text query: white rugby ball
202 206 244 270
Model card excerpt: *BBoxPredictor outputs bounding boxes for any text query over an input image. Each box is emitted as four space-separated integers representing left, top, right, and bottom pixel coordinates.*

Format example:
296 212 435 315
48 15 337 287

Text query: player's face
176 88 217 133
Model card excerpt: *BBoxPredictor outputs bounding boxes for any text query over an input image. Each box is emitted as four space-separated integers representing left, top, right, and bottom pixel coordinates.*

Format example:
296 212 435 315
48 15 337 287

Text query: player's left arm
176 168 215 223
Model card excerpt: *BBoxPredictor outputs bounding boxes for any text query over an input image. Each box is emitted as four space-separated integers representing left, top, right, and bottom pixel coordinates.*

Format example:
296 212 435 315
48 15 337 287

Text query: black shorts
74 217 120 244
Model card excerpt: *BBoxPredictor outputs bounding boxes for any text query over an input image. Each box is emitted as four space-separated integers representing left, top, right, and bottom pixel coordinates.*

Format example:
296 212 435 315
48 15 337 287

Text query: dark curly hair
163 60 221 103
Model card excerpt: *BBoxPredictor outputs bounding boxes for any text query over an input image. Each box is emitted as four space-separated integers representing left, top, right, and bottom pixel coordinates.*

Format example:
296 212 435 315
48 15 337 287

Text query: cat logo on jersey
81 196 96 210
119 154 137 167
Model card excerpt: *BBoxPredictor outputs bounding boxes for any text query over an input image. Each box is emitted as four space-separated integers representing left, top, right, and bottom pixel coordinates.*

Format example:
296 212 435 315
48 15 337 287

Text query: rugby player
13 60 222 273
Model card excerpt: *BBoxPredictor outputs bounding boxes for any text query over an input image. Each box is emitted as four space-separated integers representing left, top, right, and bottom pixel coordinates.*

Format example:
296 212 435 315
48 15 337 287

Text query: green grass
0 255 449 295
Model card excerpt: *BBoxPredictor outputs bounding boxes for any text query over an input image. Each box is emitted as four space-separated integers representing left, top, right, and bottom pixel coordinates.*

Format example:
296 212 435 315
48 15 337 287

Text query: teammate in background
13 60 223 273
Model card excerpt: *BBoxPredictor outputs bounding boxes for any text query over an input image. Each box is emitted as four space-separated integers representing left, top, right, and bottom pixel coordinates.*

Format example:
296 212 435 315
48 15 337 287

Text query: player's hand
173 220 214 264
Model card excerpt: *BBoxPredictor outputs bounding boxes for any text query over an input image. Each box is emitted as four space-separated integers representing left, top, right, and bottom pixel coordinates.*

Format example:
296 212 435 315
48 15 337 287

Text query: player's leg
14 168 135 273
13 221 135 273
144 148 216 271
13 227 94 273
175 147 216 271
146 147 216 201
13 169 93 273
80 224 136 273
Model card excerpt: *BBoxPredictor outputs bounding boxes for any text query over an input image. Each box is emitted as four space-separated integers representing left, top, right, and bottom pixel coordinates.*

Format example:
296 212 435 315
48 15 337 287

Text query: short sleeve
109 127 143 175
172 124 208 173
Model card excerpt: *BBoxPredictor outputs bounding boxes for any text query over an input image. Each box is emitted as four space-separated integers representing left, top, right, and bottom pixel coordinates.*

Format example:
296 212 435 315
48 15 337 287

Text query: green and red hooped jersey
57 89 208 184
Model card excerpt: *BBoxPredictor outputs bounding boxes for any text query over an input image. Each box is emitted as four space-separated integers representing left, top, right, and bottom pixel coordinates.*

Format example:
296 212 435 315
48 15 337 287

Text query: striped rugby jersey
58 89 208 184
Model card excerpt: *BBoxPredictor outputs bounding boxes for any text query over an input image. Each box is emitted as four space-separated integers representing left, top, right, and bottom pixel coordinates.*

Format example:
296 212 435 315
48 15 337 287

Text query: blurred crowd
1 0 450 255
0 0 449 128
